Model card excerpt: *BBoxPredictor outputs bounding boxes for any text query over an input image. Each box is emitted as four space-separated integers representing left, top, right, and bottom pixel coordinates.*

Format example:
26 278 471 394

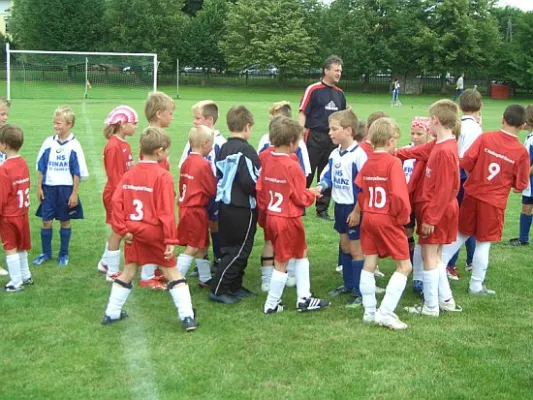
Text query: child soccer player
176 125 217 287
441 104 530 295
209 106 260 304
0 125 33 291
259 116 329 313
33 105 89 267
97 106 138 281
509 105 533 247
356 118 411 329
317 109 367 308
102 127 198 331
0 97 11 277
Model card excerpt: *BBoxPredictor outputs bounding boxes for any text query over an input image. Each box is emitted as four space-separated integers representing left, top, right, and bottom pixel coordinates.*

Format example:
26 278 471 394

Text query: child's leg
261 240 274 292
104 263 137 320
286 259 296 287
412 244 423 283
470 241 492 293
194 248 212 284
19 251 31 282
437 245 455 303
379 259 411 315
360 255 378 316
465 236 476 266
163 267 195 320
441 232 469 267
105 231 123 277
177 246 198 276
422 244 440 311
264 260 288 313
339 234 354 291
209 220 221 261
5 248 22 289
294 250 312 301
448 248 460 268
405 227 415 264
519 203 533 243
349 238 364 297
58 220 71 258
41 220 53 258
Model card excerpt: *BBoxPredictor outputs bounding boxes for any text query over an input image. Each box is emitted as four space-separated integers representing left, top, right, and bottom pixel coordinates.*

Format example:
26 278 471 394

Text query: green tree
182 0 204 16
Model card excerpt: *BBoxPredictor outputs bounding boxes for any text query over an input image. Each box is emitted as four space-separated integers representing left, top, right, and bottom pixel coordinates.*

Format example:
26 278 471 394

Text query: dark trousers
306 130 336 214
211 204 257 295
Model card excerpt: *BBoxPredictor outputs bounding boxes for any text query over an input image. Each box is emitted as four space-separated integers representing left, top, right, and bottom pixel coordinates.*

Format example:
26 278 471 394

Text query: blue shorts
36 185 84 222
334 203 361 241
522 196 533 205
206 198 219 221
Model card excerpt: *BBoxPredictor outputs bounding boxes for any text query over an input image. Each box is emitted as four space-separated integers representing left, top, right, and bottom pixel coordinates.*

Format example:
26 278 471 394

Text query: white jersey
178 130 226 176
522 132 533 197
257 133 312 176
36 133 89 186
401 143 416 183
0 153 5 164
458 116 482 158
319 142 367 204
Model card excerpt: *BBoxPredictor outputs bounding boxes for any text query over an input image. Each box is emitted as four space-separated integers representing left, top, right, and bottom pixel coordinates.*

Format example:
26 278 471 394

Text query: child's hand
68 193 78 208
123 233 133 244
421 222 434 237
347 210 361 227
37 187 44 203
309 187 322 197
164 245 175 260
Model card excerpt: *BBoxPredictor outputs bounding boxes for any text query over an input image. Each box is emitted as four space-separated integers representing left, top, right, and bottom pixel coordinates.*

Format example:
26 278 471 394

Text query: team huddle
0 86 531 332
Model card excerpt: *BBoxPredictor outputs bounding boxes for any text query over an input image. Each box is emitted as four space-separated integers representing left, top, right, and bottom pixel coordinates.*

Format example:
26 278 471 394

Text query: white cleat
375 309 408 330
97 260 108 274
469 286 496 296
0 267 8 276
286 276 296 288
439 299 463 312
363 311 376 324
404 303 439 317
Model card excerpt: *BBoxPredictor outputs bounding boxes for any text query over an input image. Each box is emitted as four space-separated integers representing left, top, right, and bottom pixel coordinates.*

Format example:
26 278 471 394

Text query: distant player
97 106 139 282
391 79 401 107
0 125 33 292
441 104 530 296
0 96 11 277
33 105 89 267
102 127 198 332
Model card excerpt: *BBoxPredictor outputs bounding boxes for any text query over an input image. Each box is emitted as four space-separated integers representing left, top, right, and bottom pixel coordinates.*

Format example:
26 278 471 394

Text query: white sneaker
261 281 270 292
439 299 463 312
0 267 8 276
469 286 496 296
286 276 296 288
363 311 376 324
375 285 386 295
375 309 408 330
336 264 343 273
97 260 108 273
374 266 385 278
404 303 439 317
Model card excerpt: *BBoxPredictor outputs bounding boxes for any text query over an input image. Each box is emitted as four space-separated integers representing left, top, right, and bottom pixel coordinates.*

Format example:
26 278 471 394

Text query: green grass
1 85 532 399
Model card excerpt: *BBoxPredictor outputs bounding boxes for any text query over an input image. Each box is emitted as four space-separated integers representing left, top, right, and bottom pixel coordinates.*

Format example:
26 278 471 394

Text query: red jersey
420 138 460 225
139 151 170 171
257 152 315 217
397 140 436 204
111 161 178 244
178 153 217 208
355 151 411 225
0 156 31 217
462 130 530 209
104 135 134 191
360 140 373 157
258 146 299 166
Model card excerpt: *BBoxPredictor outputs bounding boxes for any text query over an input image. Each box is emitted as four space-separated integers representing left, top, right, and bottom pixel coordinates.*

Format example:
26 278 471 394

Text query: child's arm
460 135 482 173
68 175 80 208
36 171 45 202
298 141 312 176
317 157 333 192
423 151 456 228
290 164 318 208
237 147 261 196
389 159 411 226
104 146 126 189
350 172 364 227
513 152 531 192
111 181 128 237
396 140 434 162
156 173 179 246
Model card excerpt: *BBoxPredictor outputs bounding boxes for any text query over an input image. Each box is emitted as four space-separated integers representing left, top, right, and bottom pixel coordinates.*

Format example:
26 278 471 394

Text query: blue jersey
257 133 311 176
522 132 533 197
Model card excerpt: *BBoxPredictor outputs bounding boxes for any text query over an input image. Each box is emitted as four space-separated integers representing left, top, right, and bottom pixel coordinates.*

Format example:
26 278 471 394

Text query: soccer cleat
4 282 24 292
469 286 496 296
465 263 473 273
363 311 376 324
509 238 529 247
106 272 121 283
447 266 460 281
23 277 34 286
208 292 240 304
404 303 439 317
32 254 51 266
181 316 199 332
58 255 69 267
439 299 463 312
0 267 8 276
189 267 199 278
286 276 296 288
328 285 352 297
316 211 333 221
296 296 330 312
198 279 212 289
374 266 385 278
375 309 408 330
335 264 343 273
375 286 386 295
229 287 258 299
264 301 285 314
139 278 167 290
413 280 423 294
345 296 363 309
102 310 128 325
97 260 108 273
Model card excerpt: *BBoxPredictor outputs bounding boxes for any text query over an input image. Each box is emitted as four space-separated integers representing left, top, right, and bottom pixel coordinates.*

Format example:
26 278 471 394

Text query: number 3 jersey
178 153 217 208
0 155 31 216
462 130 529 209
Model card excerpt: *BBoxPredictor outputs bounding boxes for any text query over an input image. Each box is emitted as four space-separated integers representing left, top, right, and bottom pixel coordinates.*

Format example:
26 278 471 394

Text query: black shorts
404 212 416 230
522 196 533 205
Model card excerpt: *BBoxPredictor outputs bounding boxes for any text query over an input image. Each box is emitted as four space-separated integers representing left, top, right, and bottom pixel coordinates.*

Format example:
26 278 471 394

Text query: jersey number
368 186 386 209
268 191 283 212
178 184 187 202
17 188 30 208
130 199 144 221
487 162 500 181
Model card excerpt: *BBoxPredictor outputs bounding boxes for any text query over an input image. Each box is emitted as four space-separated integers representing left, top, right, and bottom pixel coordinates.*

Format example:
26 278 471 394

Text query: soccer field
1 86 532 399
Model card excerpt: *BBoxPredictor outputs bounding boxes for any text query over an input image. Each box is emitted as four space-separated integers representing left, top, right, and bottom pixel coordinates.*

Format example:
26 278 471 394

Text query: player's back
0 156 30 216
178 153 217 208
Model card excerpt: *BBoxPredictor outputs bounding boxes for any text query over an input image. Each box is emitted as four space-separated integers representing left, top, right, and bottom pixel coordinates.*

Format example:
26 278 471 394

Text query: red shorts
258 210 272 242
177 207 209 249
361 213 409 260
459 194 504 242
416 200 458 245
0 215 31 251
265 216 307 262
124 224 176 267
103 186 114 225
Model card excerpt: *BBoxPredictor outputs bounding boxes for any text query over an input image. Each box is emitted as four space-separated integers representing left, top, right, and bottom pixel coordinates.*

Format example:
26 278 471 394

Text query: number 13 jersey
0 156 31 216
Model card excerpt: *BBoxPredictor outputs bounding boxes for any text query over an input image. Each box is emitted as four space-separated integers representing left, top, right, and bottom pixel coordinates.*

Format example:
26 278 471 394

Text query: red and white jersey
139 151 170 171
257 152 315 218
0 156 30 217
258 146 299 167
112 161 178 244
360 140 373 157
355 151 410 225
462 130 529 209
178 153 217 208
420 138 460 225
103 135 134 191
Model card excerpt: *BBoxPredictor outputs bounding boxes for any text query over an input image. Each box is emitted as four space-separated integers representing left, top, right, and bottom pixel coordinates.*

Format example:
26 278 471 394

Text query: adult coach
299 55 347 220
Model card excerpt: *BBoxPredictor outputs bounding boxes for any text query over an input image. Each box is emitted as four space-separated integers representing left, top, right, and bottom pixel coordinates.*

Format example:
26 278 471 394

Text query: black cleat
297 296 330 312
328 285 352 297
181 316 199 332
264 301 285 314
509 238 529 246
23 277 34 286
229 287 258 299
317 211 333 221
189 266 199 277
4 282 24 292
208 292 240 304
102 310 128 325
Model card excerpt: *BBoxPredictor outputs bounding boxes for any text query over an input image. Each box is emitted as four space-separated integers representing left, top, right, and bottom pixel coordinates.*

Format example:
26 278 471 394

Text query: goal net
6 45 158 100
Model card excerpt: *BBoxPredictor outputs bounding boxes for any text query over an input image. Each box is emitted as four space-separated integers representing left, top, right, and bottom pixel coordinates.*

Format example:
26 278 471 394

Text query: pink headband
411 116 430 133
105 105 139 126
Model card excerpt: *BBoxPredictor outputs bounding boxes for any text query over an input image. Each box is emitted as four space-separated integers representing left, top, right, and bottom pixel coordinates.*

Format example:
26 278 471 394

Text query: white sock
379 272 407 314
287 259 296 278
177 254 194 277
422 269 439 309
100 241 109 265
19 251 31 281
437 263 453 302
196 258 212 283
442 233 469 266
294 258 311 300
141 264 157 281
470 241 491 292
261 266 273 285
169 284 194 320
106 250 121 275
360 270 377 313
413 245 423 281
105 282 132 319
264 269 288 312
6 253 22 287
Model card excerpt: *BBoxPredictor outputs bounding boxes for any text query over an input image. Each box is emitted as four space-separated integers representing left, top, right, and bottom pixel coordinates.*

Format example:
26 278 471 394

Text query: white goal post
5 43 158 100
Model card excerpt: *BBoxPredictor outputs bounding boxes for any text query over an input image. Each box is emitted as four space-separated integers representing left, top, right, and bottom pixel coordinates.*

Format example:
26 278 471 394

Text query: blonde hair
329 109 359 139
369 118 400 148
54 105 75 128
269 101 292 118
0 97 11 109
144 91 175 123
139 126 171 155
269 115 303 147
429 100 459 130
189 125 214 148
227 105 254 132
103 123 121 140
192 100 219 124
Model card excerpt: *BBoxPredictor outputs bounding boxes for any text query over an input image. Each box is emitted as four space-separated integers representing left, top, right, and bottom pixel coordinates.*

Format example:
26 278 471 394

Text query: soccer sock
6 253 22 287
59 227 72 257
360 270 377 314
287 259 296 279
169 283 194 320
441 233 469 267
19 251 31 281
437 263 453 303
408 237 415 264
379 272 407 315
141 264 157 281
470 241 491 292
106 250 121 275
41 228 52 258
294 258 311 300
351 259 364 296
422 269 439 309
177 254 194 277
211 232 221 260
412 245 423 281
264 269 287 312
448 249 460 268
196 258 212 283
100 241 109 266
519 213 533 243
105 280 132 319
465 236 476 266
341 251 354 290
